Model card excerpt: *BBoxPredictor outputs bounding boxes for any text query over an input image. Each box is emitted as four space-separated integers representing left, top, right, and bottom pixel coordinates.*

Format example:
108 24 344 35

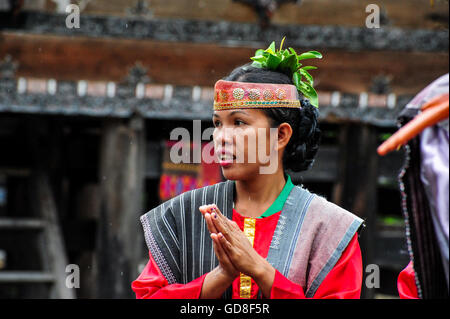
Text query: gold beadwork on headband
213 80 301 111
275 88 286 100
248 89 260 100
214 100 301 110
220 91 228 101
263 89 273 101
232 88 245 100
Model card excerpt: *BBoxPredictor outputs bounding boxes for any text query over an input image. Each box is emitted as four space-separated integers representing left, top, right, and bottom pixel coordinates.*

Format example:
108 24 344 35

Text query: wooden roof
0 1 447 124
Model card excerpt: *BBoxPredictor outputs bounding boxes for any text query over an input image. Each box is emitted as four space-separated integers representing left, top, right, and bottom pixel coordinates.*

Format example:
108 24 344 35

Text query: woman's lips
219 160 233 167
216 150 235 166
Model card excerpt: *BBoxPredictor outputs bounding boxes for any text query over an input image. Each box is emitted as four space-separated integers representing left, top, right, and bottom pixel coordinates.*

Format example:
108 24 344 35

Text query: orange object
421 93 449 112
377 93 449 156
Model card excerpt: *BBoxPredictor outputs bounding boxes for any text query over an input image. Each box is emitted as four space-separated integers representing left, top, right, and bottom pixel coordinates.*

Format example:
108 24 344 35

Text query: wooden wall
1 32 448 94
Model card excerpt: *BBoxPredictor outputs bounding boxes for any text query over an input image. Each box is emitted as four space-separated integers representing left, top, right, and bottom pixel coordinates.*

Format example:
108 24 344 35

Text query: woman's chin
220 164 258 181
220 165 235 180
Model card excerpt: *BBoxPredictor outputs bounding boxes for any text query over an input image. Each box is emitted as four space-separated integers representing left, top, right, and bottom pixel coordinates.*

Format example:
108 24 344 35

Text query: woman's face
212 108 281 180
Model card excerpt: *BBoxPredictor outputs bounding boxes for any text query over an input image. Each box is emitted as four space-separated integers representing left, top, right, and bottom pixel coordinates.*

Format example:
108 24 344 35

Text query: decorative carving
370 75 392 94
123 61 151 85
0 78 415 125
126 0 153 18
233 0 301 27
13 12 448 52
117 61 151 98
0 55 18 78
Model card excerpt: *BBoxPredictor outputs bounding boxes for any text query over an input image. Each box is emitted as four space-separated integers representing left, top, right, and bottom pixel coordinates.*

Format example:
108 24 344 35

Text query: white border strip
359 92 368 109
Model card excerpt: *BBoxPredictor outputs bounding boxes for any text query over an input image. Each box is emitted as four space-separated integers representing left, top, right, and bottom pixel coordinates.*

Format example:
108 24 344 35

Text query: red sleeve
131 252 207 299
270 233 362 299
397 261 419 299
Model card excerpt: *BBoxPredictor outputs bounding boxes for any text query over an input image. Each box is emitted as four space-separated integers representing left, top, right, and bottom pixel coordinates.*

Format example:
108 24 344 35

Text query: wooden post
97 116 145 298
332 123 378 299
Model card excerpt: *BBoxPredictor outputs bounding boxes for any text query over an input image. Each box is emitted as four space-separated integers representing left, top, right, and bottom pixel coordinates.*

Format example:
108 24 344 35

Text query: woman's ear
277 123 293 151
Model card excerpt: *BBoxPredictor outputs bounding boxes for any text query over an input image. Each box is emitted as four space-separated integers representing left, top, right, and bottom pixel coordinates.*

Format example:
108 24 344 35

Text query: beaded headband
213 80 301 111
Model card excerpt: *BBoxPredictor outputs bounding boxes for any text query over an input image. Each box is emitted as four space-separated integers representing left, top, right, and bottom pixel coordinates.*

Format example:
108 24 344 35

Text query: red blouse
397 261 419 299
132 209 363 299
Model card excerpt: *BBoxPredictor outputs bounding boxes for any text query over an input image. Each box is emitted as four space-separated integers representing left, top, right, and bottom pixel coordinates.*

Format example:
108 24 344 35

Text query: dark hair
224 63 321 172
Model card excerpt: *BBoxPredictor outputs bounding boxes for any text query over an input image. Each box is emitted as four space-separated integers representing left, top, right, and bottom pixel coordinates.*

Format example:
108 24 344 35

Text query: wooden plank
0 271 54 283
1 32 447 94
0 218 45 229
0 168 31 177
23 0 448 30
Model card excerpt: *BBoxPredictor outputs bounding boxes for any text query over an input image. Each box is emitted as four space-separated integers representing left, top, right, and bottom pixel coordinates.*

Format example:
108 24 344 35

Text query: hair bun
284 100 321 172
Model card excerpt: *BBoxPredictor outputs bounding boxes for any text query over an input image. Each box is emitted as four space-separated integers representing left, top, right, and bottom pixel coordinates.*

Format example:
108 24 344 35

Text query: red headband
213 80 301 111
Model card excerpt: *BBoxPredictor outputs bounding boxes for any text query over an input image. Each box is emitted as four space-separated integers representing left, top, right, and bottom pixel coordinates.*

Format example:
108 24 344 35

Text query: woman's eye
213 120 221 127
235 119 246 126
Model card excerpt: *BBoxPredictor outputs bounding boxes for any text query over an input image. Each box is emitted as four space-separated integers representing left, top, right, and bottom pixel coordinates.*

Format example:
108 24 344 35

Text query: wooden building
0 0 448 298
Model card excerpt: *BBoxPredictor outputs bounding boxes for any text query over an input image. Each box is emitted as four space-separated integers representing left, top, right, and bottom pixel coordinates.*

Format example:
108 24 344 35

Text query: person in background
378 74 449 299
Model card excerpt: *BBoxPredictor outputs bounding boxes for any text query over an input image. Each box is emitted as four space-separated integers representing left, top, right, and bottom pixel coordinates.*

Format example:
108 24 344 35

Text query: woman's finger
211 204 225 218
199 204 214 216
211 233 229 263
218 232 234 254
211 211 232 242
204 212 218 234
199 205 207 216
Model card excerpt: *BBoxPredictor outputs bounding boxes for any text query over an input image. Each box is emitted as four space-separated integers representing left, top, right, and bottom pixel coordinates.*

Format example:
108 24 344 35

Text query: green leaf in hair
250 38 322 108
298 51 323 61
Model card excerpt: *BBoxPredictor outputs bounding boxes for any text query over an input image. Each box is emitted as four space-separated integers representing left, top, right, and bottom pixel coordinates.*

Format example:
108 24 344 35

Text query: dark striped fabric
140 180 363 297
141 180 234 284
398 110 449 299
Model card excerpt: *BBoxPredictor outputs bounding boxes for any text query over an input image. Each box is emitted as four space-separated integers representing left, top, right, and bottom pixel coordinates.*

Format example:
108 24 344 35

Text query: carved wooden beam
20 0 449 30
0 74 413 126
1 11 448 52
0 32 447 94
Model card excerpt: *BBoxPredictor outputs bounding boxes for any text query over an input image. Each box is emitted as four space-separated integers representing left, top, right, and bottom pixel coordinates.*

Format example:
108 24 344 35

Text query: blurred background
0 0 448 299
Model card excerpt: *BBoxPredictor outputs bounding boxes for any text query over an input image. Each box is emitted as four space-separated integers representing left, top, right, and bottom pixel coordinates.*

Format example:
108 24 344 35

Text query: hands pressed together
198 204 275 298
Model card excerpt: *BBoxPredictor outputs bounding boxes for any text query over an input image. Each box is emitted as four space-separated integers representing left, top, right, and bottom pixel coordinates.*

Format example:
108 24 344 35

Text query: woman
132 45 364 299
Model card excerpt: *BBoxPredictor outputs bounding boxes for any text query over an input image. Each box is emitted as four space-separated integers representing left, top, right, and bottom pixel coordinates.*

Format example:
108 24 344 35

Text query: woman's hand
205 205 266 278
199 205 239 280
200 204 276 298
203 204 276 298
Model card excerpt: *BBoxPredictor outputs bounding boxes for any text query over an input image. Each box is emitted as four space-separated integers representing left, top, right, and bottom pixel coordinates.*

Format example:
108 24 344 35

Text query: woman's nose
214 126 234 146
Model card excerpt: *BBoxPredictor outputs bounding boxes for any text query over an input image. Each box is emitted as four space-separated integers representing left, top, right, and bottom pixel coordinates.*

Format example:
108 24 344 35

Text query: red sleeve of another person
270 233 363 299
131 252 206 299
397 261 419 299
